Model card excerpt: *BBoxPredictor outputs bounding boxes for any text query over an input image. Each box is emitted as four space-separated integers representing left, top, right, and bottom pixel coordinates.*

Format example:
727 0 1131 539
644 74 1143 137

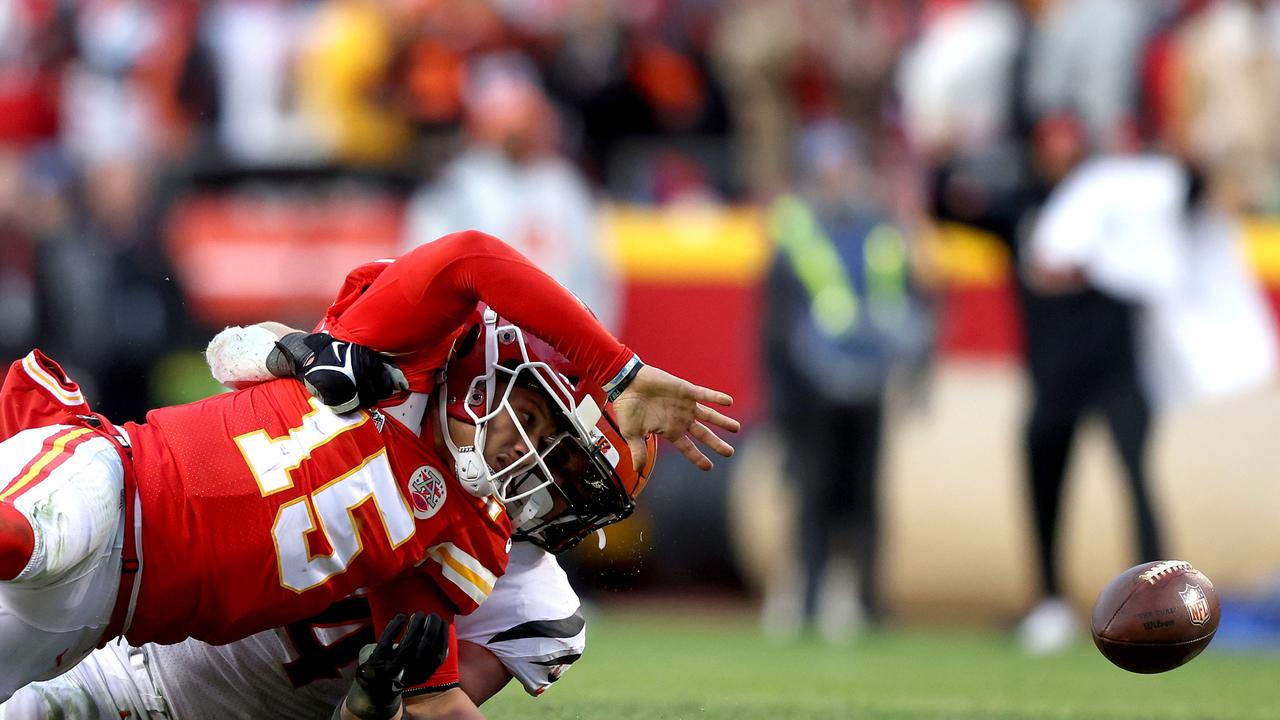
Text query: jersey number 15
235 402 417 592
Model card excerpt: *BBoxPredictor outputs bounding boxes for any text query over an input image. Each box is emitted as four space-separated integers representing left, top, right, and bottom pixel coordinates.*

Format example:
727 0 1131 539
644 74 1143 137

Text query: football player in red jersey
0 407 650 720
0 241 660 720
0 230 739 718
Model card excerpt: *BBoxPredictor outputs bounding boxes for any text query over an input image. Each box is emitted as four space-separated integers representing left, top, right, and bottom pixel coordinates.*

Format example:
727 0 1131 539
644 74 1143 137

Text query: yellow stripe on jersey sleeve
427 542 497 607
22 352 85 407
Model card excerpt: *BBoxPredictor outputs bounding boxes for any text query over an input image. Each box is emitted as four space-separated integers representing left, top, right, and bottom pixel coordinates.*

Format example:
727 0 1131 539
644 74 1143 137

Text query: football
1091 560 1220 674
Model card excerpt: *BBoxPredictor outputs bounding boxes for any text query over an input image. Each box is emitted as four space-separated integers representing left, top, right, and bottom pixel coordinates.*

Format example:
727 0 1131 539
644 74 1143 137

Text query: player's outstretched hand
339 612 449 720
270 332 409 414
612 365 740 472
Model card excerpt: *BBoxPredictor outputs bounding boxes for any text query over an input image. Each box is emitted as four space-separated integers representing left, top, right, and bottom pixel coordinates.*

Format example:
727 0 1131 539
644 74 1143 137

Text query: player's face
483 385 558 473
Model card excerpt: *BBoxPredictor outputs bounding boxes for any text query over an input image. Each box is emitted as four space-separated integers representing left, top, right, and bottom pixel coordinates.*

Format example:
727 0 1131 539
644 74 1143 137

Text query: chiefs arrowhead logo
408 466 447 520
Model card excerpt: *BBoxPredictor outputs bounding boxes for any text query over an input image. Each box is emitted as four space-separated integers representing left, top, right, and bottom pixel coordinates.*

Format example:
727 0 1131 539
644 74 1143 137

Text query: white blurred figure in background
202 0 327 166
403 53 619 330
1033 154 1279 409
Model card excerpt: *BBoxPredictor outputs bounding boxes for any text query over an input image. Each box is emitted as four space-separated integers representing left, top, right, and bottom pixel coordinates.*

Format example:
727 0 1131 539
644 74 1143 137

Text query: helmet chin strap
439 391 494 497
441 308 504 499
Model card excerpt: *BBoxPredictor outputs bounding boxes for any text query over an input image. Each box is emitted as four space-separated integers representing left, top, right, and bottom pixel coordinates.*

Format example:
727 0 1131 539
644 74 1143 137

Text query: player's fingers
386 365 409 392
628 434 651 473
672 434 713 471
689 384 733 408
403 613 450 687
398 612 427 663
423 613 448 654
375 613 408 655
425 613 448 666
695 403 741 434
689 421 735 458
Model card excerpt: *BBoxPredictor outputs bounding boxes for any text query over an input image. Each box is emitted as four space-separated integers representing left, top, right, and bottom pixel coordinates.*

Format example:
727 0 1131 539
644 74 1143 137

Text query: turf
483 604 1280 719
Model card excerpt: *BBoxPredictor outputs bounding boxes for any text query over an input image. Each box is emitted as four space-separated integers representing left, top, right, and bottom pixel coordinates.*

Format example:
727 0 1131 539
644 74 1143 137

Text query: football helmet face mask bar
440 305 605 504
507 407 656 554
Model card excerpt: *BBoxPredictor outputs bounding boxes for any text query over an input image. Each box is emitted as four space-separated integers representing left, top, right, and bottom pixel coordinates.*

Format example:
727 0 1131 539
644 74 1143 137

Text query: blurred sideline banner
166 194 1280 428
166 192 404 325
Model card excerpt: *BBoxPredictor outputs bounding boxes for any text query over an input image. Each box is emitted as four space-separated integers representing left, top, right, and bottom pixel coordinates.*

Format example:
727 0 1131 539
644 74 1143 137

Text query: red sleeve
367 573 462 692
326 231 633 387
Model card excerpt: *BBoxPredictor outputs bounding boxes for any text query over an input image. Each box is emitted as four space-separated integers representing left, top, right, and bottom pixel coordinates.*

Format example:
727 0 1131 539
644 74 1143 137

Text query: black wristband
605 355 644 402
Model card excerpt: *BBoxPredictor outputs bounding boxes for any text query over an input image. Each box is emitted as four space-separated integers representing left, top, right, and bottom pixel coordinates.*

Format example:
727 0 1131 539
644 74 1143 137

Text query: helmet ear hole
454 322 481 358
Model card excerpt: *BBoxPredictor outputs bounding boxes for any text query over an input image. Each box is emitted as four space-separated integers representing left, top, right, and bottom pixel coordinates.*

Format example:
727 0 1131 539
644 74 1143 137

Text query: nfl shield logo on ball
409 466 447 520
1179 584 1211 625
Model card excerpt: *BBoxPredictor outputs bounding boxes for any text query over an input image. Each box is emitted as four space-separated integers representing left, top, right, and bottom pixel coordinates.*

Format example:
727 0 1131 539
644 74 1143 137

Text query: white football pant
0 426 125 703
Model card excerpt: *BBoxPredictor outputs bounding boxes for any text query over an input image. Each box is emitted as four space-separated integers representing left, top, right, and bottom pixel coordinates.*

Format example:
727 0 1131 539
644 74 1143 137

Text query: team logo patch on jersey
409 466 447 519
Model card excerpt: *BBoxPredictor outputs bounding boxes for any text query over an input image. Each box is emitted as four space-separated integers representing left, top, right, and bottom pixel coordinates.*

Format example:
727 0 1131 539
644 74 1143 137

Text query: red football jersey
0 351 504 688
121 379 511 652
0 231 636 692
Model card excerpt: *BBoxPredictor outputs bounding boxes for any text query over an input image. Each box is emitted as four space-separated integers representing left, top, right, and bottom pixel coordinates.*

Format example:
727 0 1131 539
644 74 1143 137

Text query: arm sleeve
326 230 633 387
366 575 460 693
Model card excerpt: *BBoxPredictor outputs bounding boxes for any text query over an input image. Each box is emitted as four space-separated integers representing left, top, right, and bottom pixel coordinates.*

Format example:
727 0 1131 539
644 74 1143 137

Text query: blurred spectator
897 0 1022 160
1023 0 1160 152
1004 119 1167 657
760 119 932 642
403 53 619 329
0 0 71 148
203 0 326 165
36 156 195 423
528 0 730 196
905 0 1170 654
713 0 911 200
1165 0 1280 212
0 0 72 365
710 0 803 199
1032 153 1278 409
0 151 45 364
295 0 413 168
61 0 173 164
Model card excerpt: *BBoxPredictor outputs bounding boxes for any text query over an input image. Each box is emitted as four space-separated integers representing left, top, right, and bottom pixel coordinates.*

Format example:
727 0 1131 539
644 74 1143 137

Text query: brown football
1091 560 1220 674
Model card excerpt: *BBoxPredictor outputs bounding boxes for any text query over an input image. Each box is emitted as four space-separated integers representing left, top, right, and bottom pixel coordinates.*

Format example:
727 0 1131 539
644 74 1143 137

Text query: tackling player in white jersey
0 543 586 719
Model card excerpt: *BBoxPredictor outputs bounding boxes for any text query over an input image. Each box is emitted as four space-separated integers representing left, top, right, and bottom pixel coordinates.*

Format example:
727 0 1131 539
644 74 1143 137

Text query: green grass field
483 604 1280 719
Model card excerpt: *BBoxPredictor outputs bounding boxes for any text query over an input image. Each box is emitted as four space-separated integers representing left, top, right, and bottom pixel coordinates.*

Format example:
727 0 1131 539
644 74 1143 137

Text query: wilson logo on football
1179 584 1211 626
408 466 447 520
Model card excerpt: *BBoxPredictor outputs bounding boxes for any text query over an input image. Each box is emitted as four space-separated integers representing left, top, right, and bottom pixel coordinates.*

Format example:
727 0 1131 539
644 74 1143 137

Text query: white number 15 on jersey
235 400 416 592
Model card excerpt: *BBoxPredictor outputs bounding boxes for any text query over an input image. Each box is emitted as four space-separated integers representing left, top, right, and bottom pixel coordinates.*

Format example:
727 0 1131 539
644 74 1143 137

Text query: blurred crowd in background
3 0 1280 641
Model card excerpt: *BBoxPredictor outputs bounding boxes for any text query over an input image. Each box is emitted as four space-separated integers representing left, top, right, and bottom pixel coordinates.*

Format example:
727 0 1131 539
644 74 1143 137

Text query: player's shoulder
151 381 341 443
181 376 311 416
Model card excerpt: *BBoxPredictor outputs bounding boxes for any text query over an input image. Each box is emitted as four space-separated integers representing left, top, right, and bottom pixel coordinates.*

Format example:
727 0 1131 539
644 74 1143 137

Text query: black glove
268 332 408 414
337 612 449 720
